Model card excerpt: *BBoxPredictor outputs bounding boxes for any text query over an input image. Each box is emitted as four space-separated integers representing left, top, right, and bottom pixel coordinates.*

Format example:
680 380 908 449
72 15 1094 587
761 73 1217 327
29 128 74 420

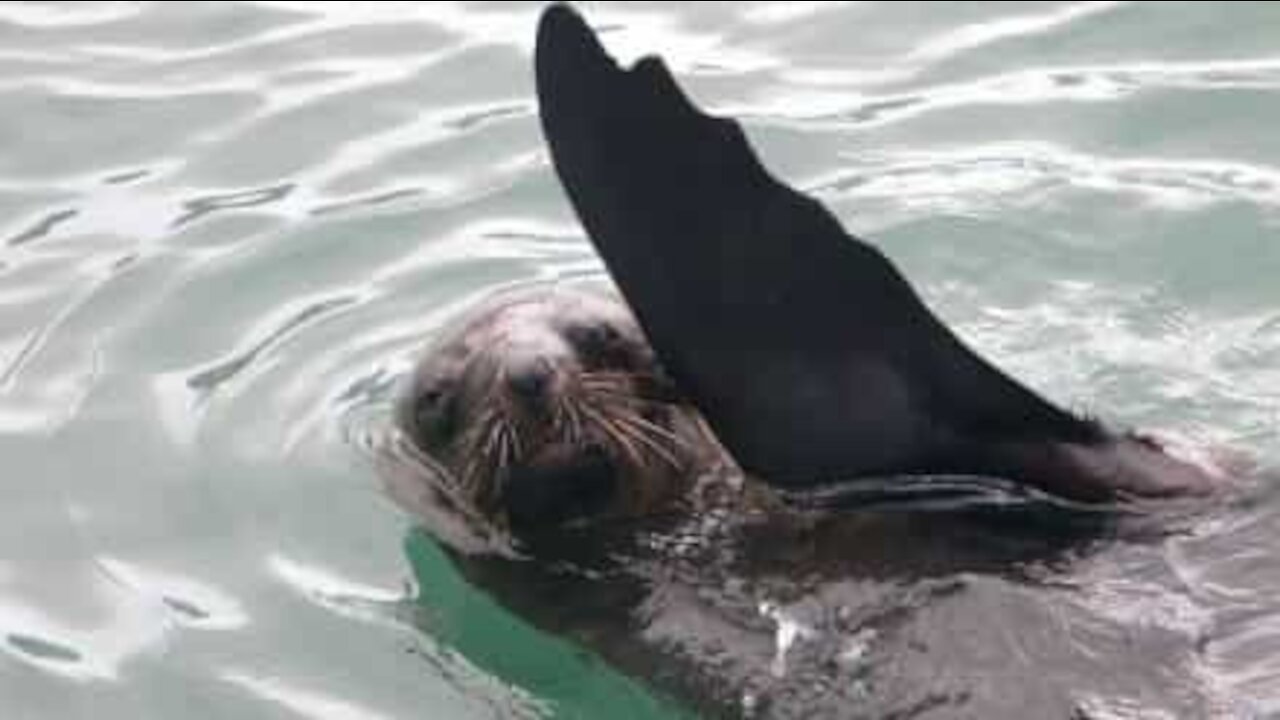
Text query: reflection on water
0 1 1277 718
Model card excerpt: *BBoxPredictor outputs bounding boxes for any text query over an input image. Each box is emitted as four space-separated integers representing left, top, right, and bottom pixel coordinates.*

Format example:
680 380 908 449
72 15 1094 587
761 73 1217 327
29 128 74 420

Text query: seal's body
378 7 1242 719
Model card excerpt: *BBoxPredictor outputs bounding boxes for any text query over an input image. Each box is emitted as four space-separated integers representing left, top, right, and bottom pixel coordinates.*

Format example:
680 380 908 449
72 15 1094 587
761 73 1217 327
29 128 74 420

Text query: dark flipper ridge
534 5 1147 495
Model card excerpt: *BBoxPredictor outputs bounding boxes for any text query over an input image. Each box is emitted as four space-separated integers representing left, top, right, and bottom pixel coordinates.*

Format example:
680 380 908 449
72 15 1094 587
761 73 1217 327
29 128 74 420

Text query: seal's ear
535 4 1101 489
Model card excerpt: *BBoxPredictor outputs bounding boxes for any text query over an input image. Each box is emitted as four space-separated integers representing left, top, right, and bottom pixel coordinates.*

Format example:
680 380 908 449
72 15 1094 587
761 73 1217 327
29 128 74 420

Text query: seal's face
401 289 710 536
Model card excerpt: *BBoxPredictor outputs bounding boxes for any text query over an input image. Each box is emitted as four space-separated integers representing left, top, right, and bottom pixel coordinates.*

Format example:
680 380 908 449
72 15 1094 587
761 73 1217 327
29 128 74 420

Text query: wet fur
398 286 725 534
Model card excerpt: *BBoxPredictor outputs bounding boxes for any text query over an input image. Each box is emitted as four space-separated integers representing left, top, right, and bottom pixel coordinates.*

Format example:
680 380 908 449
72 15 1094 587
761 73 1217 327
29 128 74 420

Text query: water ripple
0 2 1277 719
748 58 1280 127
905 2 1126 66
813 143 1280 209
5 208 78 246
187 293 360 395
174 182 295 228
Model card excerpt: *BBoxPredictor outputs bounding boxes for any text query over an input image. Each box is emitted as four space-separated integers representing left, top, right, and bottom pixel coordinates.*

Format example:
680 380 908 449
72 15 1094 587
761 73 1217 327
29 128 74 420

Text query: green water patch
403 530 693 720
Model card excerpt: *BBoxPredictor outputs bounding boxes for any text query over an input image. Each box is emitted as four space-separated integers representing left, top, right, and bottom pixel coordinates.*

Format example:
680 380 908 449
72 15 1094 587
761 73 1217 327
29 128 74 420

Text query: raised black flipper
534 4 1218 501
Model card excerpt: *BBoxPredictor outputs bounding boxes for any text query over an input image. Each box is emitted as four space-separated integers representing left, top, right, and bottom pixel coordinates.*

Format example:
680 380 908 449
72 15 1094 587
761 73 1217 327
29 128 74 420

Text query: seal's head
399 287 717 537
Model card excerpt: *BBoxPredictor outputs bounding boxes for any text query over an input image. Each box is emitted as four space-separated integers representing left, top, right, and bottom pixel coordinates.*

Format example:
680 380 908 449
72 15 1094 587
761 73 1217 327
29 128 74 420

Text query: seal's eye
414 383 457 438
565 323 615 348
566 323 628 367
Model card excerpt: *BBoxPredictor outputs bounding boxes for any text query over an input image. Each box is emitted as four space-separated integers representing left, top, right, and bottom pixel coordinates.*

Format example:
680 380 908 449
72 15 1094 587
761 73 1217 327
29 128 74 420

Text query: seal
379 9 1246 718
396 284 728 538
534 3 1225 503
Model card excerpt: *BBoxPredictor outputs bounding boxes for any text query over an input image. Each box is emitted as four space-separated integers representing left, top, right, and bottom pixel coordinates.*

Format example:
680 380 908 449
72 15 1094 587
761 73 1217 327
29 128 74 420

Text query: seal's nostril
507 359 553 400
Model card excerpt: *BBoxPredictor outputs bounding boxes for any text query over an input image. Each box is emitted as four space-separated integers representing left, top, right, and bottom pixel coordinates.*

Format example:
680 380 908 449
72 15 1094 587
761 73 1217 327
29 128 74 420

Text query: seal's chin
501 444 619 534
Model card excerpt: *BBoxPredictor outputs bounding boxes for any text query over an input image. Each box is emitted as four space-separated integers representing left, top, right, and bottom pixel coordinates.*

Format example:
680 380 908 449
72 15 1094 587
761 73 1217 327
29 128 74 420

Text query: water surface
1 2 1278 718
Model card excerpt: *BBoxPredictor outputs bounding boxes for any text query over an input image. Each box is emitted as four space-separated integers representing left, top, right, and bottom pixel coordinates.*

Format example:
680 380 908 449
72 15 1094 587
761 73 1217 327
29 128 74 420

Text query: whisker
580 370 674 389
506 419 519 458
610 412 684 469
580 404 643 468
615 407 690 447
565 397 584 445
482 423 512 510
583 382 682 408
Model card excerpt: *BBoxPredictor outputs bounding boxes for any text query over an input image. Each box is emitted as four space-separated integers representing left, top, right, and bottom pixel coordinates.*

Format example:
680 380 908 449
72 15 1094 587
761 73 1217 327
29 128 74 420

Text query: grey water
0 2 1278 718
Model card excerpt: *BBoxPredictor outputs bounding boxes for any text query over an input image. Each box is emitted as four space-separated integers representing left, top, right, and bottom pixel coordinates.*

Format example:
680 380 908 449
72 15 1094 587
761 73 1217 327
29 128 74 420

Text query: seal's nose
506 358 554 402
